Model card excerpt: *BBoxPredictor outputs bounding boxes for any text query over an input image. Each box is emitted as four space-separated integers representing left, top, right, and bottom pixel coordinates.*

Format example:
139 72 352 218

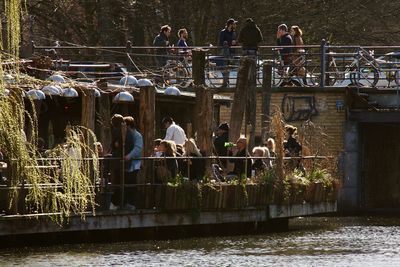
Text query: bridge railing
31 41 400 89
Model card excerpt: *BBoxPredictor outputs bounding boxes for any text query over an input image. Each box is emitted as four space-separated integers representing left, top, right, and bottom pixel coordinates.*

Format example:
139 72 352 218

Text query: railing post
320 39 327 88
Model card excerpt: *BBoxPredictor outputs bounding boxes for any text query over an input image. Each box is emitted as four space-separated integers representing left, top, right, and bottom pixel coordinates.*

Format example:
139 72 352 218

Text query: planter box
305 182 325 203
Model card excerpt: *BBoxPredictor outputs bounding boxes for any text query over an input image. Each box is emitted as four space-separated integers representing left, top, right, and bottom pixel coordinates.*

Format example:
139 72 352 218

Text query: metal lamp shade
113 91 134 103
137 78 153 87
48 74 66 83
94 88 101 98
165 86 181 96
42 85 62 96
119 75 138 86
62 87 79 98
26 89 46 100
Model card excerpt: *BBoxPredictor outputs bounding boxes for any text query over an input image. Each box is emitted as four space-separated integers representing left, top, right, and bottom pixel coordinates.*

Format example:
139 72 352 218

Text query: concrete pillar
339 121 360 211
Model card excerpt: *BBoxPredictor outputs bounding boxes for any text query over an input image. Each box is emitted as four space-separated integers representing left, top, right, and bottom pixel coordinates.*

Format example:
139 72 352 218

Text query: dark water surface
2 217 400 266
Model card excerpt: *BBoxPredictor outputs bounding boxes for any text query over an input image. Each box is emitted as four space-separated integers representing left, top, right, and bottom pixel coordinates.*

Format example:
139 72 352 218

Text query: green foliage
306 168 333 189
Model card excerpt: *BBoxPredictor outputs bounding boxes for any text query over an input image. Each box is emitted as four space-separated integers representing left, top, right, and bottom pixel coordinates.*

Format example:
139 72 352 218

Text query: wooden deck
0 202 336 237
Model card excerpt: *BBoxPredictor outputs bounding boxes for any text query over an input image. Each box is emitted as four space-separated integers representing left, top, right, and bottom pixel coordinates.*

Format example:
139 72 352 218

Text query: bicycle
162 54 192 88
316 49 380 87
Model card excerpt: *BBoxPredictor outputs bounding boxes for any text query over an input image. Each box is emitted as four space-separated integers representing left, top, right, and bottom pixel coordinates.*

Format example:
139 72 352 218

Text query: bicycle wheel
162 61 189 86
350 67 379 87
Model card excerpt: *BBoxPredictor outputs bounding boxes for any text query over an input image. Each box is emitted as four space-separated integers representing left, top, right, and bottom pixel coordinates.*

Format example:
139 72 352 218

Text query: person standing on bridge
153 25 172 68
276 24 293 66
237 18 263 57
218 18 238 87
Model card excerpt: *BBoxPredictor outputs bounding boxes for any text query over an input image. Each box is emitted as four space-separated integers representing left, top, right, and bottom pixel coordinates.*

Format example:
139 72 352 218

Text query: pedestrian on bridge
218 18 238 87
238 18 263 57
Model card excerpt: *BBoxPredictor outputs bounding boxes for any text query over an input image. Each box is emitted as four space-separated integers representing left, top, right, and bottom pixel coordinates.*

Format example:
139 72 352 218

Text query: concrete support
339 121 360 211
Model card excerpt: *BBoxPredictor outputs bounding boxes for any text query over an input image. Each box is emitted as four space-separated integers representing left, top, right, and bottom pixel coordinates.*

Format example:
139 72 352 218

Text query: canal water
1 217 400 266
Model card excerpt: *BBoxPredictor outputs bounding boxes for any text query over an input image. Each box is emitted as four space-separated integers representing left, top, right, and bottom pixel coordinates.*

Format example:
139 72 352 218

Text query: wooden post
245 58 257 148
98 92 112 153
139 86 156 183
261 64 272 143
192 49 213 176
192 49 206 86
194 85 214 177
81 89 96 132
229 57 253 143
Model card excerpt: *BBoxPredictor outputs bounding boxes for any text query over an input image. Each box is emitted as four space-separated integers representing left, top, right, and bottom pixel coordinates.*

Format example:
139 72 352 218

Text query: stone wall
219 89 346 157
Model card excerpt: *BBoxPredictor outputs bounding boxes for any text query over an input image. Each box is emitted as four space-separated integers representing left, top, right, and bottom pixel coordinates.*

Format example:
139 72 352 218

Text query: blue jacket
218 28 237 55
125 129 143 172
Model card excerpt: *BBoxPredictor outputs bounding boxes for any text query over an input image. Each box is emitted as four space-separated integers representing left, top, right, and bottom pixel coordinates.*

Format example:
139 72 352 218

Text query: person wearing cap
238 18 263 56
213 122 230 167
218 18 238 87
162 116 187 146
153 25 172 68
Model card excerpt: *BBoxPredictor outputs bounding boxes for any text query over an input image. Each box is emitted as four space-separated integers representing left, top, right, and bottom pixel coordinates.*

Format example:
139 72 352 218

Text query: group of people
213 122 302 179
152 18 305 86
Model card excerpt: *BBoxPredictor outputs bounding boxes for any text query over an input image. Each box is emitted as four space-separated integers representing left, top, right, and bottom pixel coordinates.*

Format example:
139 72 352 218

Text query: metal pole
320 39 327 88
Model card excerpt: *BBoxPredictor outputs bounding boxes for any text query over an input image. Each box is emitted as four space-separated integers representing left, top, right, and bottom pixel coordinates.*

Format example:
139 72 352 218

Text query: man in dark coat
276 23 293 66
218 18 238 87
153 25 172 68
213 122 230 167
228 137 252 179
238 18 263 56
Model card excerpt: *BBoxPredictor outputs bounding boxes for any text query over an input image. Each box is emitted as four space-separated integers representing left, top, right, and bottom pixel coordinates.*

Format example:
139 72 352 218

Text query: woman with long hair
182 139 204 180
157 140 179 182
290 25 306 77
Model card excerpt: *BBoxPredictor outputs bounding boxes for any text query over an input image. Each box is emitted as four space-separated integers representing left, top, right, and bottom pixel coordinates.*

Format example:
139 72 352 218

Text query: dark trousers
125 170 139 205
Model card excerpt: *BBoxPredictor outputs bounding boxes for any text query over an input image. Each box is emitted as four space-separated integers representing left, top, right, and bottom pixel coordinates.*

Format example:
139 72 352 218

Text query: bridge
30 41 400 90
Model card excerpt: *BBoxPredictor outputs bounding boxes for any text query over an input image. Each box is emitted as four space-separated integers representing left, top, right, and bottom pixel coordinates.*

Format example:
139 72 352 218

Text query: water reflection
2 217 400 266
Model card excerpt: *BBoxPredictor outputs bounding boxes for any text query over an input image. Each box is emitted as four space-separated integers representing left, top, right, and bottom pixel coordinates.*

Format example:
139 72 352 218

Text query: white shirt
165 122 187 145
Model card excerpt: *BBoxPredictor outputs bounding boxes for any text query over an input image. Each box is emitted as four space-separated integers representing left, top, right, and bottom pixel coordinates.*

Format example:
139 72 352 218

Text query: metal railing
30 41 400 89
0 154 332 215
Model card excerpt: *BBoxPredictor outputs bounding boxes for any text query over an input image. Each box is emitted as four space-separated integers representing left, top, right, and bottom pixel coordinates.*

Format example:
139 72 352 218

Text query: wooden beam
192 49 206 86
245 58 257 148
139 86 156 183
98 93 111 153
229 57 253 143
81 89 96 132
261 64 272 143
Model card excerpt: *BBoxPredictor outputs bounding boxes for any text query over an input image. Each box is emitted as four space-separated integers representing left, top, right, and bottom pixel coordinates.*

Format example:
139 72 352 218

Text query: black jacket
277 33 293 56
229 149 252 178
238 20 263 49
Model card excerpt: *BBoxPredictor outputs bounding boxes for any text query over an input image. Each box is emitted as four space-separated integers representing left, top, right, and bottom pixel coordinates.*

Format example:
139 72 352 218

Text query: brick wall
219 90 346 156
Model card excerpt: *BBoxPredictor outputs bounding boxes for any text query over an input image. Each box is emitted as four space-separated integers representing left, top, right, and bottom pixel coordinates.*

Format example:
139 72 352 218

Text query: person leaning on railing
237 18 263 56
